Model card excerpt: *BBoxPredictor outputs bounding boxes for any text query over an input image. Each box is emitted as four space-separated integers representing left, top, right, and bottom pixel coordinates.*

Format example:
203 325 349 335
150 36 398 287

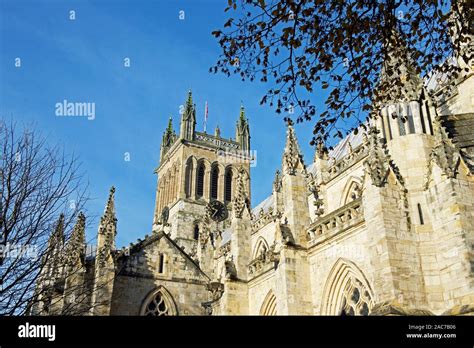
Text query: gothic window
322 258 374 316
141 287 177 316
196 163 205 198
224 169 233 202
193 224 199 240
407 105 415 134
185 159 193 198
210 166 219 200
260 291 277 315
339 278 372 316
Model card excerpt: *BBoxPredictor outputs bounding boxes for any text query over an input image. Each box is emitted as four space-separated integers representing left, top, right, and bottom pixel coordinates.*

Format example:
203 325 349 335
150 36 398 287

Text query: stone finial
314 140 328 161
282 125 306 175
214 125 221 138
272 170 282 192
65 212 86 267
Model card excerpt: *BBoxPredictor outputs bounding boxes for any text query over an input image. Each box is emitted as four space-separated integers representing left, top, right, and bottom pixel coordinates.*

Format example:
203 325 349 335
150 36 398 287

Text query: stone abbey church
33 45 474 317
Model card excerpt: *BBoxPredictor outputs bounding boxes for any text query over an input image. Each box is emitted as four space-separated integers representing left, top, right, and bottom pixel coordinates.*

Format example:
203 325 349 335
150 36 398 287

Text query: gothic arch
340 176 363 206
321 258 374 316
224 166 234 202
260 290 277 315
253 237 269 259
184 157 195 198
210 162 220 200
140 286 178 316
196 160 206 198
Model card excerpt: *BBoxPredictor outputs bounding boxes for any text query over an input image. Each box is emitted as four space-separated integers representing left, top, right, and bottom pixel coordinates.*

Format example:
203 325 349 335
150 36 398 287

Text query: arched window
339 278 372 316
321 258 374 316
196 163 205 198
193 224 199 240
224 169 233 202
260 291 277 315
140 287 178 316
210 166 219 200
184 159 193 198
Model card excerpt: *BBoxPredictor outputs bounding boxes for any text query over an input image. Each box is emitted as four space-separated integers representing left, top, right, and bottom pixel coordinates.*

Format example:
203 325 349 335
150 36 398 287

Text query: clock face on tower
206 200 228 222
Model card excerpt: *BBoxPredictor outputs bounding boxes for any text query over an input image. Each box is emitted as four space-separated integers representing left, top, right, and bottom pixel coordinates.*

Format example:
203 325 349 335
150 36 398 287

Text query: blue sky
0 0 324 248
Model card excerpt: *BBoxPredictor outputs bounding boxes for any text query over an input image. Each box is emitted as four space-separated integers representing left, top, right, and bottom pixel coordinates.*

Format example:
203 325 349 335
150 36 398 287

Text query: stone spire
214 125 221 138
378 30 423 103
64 212 86 268
180 90 196 140
91 187 117 315
282 125 306 175
236 104 250 154
96 186 117 268
49 213 65 253
45 214 66 279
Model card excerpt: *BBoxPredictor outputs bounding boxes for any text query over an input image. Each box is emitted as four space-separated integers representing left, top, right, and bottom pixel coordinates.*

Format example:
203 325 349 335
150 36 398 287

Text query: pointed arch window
140 287 178 316
260 291 277 315
185 159 193 198
196 163 205 198
210 166 219 200
224 169 233 202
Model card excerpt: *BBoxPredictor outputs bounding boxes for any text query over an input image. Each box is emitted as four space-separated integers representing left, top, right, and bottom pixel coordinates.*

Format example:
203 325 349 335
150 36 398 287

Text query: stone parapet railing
307 198 364 245
195 132 240 150
327 143 368 181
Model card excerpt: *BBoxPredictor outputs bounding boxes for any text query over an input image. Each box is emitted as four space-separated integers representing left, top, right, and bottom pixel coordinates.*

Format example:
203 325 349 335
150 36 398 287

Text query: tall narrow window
193 225 199 240
420 102 427 134
210 166 219 200
158 254 165 274
224 169 233 202
417 203 424 225
184 160 193 198
407 105 415 134
196 164 204 198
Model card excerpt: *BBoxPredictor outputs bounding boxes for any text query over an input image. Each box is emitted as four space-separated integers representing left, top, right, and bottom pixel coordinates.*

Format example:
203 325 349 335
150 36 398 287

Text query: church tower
152 91 252 272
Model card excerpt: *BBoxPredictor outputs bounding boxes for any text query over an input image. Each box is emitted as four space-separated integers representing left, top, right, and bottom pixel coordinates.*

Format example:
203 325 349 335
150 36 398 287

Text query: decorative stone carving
233 169 250 219
430 120 462 179
273 170 282 192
